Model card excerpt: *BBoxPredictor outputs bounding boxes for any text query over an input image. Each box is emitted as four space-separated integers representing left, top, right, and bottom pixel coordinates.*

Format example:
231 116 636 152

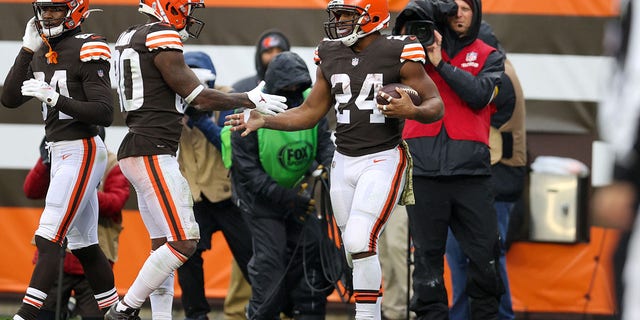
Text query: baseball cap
260 34 288 54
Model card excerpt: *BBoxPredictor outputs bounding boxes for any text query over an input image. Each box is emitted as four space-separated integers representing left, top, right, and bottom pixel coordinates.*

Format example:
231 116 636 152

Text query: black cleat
104 303 141 320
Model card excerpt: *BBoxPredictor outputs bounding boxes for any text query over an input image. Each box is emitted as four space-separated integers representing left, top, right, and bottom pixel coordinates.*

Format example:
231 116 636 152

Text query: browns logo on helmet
138 0 205 40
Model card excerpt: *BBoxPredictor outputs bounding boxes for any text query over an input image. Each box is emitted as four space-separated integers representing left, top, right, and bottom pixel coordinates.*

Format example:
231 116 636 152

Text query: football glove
22 17 43 52
247 81 288 115
22 79 59 106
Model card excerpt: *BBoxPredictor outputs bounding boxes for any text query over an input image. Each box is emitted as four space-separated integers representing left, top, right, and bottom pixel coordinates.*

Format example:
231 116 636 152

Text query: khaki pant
223 259 252 320
379 205 415 320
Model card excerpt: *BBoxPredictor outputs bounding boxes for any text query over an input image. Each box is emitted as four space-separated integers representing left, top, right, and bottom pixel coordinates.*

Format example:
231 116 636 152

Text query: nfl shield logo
351 58 359 66
466 52 478 63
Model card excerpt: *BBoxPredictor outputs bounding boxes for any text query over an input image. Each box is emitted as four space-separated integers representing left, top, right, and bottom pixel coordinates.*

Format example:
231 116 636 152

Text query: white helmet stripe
155 0 170 24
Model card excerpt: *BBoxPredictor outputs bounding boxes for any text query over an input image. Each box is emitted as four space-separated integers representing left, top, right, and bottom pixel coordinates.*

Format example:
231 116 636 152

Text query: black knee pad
35 235 65 259
70 244 103 263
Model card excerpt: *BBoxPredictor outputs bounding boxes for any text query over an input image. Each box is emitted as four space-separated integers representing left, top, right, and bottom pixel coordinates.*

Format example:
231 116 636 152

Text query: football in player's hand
376 83 421 106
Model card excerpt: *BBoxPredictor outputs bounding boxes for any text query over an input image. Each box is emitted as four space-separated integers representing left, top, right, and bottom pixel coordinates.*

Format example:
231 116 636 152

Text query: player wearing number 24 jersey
1 0 119 319
317 37 428 156
225 0 443 318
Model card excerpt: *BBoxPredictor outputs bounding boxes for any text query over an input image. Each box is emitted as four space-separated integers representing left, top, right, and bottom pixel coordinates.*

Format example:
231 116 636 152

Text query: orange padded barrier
0 207 619 314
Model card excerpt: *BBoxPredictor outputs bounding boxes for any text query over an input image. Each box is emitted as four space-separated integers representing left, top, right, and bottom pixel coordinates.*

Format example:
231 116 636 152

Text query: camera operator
394 0 506 319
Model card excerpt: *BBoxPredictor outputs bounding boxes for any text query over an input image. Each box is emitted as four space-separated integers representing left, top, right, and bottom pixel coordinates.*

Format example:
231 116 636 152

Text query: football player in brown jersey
106 0 288 319
0 0 120 319
226 0 443 318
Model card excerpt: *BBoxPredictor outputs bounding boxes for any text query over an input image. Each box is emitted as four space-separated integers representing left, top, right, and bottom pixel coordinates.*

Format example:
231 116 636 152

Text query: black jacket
230 52 334 219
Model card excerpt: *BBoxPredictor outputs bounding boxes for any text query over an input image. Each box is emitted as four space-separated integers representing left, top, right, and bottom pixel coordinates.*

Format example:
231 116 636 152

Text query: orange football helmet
138 0 205 39
32 0 88 37
324 0 390 46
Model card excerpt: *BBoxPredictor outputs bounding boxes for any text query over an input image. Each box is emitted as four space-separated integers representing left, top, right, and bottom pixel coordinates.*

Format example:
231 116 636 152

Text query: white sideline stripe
0 41 612 102
0 43 613 170
509 54 613 102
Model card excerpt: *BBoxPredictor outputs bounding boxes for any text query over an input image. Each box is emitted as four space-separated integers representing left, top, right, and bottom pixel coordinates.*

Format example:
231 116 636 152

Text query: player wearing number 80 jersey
114 22 192 159
225 0 444 318
0 0 119 319
108 0 288 318
112 21 201 320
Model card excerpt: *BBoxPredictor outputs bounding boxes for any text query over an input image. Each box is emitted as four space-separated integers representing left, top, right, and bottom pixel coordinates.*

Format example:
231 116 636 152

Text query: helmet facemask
324 4 369 47
32 0 87 38
324 0 389 47
180 11 205 40
33 4 68 38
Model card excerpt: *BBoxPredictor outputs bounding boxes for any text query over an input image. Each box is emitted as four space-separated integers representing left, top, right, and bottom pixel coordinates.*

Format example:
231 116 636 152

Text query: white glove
246 81 288 115
22 17 43 52
22 79 60 106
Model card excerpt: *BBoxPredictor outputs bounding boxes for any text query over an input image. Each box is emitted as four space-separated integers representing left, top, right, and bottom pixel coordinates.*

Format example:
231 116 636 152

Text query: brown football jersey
113 22 185 159
28 30 112 142
315 35 425 157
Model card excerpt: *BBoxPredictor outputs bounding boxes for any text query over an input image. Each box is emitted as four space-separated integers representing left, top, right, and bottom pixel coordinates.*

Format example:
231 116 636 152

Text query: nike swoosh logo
62 154 71 160
373 159 385 163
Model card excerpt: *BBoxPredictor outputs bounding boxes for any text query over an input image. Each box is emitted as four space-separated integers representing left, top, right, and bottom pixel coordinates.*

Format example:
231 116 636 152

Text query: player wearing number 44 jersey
107 0 288 319
1 0 119 320
225 0 443 319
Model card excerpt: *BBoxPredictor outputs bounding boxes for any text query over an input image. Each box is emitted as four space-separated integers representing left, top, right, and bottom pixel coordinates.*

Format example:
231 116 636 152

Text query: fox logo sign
278 141 314 171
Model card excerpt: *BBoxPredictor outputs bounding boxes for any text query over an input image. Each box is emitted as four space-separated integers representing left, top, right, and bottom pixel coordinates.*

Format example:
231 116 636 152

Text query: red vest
403 40 496 145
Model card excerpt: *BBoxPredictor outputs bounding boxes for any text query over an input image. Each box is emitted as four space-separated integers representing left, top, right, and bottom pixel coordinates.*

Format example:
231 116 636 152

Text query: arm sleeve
23 159 50 199
436 50 504 109
490 73 516 128
1 49 34 108
97 165 130 221
54 60 114 127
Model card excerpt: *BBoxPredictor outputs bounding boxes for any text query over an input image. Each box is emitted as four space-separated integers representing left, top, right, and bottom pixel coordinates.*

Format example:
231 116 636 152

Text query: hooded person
444 20 526 320
229 51 335 320
395 0 506 319
263 52 311 108
185 51 217 89
182 51 223 137
232 29 291 93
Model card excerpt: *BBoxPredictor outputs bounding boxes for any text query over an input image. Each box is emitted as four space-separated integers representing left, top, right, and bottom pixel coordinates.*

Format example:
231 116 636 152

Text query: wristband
184 84 204 104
